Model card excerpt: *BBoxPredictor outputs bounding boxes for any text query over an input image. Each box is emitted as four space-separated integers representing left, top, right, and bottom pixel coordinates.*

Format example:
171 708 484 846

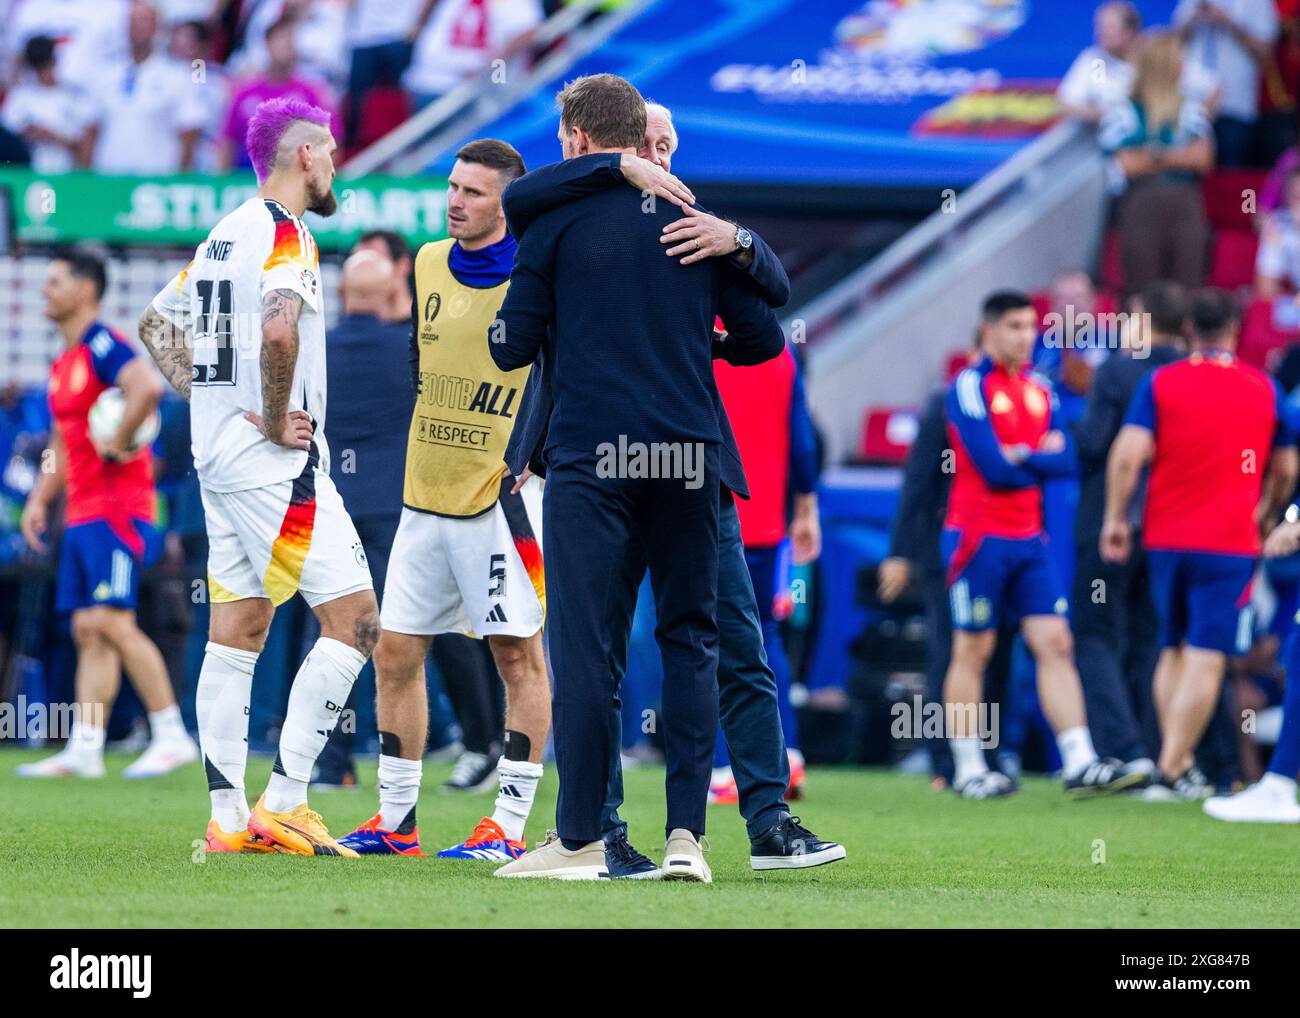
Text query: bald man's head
340 249 396 318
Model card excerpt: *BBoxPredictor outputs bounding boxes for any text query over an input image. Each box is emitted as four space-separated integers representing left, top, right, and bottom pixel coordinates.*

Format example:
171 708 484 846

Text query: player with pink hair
136 96 377 857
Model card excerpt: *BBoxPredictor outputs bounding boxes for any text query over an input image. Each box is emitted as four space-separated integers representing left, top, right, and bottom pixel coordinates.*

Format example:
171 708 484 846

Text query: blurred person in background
8 0 130 92
1033 271 1104 425
1103 289 1297 799
1101 31 1215 292
1071 281 1188 776
1175 0 1279 166
353 228 414 322
1254 165 1300 295
880 336 1018 785
1205 513 1300 821
170 19 231 172
17 251 197 780
344 0 435 149
1058 3 1144 124
0 36 92 172
233 0 350 88
1059 3 1221 126
84 1 209 174
304 249 411 786
942 291 1143 800
403 0 545 110
709 343 820 803
219 16 337 171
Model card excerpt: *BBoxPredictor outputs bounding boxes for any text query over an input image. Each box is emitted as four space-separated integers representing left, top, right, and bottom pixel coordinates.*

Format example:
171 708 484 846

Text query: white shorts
381 477 545 639
201 468 373 609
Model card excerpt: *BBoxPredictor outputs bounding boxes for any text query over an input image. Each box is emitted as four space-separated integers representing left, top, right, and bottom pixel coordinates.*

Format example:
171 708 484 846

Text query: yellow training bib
404 239 529 517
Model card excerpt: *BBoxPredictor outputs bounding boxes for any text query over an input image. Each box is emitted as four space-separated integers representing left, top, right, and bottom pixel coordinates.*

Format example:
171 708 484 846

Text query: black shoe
954 770 1018 799
1064 757 1148 798
749 815 846 871
604 830 661 879
440 750 497 793
1140 765 1210 802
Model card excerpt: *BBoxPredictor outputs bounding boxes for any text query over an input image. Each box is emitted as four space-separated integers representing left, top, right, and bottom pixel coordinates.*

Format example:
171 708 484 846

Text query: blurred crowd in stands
0 0 608 175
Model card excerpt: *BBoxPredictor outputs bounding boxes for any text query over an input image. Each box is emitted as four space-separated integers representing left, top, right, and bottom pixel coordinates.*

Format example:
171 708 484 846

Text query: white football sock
1259 772 1298 797
1057 725 1098 779
950 737 988 787
377 754 422 832
65 715 106 763
264 638 365 812
196 641 258 832
491 758 543 842
148 703 188 744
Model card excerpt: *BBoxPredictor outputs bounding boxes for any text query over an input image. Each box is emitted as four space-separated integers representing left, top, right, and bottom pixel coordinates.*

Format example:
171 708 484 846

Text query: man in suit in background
1071 281 1186 774
490 74 786 882
309 249 413 786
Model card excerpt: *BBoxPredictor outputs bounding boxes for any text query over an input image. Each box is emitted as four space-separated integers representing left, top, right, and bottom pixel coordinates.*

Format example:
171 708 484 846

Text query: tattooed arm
138 303 194 402
250 287 312 450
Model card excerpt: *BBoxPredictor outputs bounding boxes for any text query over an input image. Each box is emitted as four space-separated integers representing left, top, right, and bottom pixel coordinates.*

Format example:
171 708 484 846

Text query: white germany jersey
153 197 328 493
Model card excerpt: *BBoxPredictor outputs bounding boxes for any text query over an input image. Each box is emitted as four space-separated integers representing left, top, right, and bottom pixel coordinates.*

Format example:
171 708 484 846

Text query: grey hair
644 101 679 154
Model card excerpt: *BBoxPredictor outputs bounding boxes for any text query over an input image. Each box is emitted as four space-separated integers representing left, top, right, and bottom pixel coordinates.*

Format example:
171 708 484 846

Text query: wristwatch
733 225 753 253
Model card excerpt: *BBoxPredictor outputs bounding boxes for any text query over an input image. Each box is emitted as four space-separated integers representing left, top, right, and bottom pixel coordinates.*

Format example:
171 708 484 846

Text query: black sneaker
749 815 846 871
1140 765 1210 802
1064 757 1149 798
955 770 1018 799
441 750 497 793
604 830 661 879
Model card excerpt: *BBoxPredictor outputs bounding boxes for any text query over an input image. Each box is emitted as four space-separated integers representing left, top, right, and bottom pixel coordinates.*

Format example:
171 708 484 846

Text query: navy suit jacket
490 181 784 475
499 154 791 498
324 312 413 521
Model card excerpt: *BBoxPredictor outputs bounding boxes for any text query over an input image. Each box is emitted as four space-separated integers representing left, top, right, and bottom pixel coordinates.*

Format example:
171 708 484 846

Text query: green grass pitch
2 750 1296 928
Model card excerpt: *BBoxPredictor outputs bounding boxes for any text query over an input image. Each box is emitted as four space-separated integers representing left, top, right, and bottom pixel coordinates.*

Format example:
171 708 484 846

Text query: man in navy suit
500 102 845 878
490 74 785 882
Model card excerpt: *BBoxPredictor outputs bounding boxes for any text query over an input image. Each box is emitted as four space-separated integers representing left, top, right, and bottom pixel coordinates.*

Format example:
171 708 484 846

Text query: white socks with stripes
491 758 543 843
264 638 366 813
1057 725 1098 780
196 641 259 832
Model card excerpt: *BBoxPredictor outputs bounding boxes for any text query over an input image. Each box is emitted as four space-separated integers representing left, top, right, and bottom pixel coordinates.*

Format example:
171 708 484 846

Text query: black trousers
1071 535 1161 762
544 444 720 843
602 491 790 840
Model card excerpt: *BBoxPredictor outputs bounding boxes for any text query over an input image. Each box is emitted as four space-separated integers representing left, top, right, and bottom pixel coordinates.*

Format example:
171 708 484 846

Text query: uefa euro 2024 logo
834 0 1027 60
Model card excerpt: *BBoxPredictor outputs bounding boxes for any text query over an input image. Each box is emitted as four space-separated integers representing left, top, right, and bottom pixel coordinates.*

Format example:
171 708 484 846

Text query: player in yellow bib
340 140 549 861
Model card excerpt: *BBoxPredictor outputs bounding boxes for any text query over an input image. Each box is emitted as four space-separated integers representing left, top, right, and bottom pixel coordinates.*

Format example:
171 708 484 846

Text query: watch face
738 227 753 249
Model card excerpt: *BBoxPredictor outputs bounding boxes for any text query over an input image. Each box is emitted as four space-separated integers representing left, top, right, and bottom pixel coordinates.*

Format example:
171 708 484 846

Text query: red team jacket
48 324 155 553
944 357 1071 541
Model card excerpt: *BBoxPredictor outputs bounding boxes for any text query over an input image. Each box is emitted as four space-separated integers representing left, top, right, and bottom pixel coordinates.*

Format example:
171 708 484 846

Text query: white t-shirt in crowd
1256 209 1300 290
9 0 130 91
348 0 426 49
1173 0 1278 122
90 51 210 174
1058 44 1220 118
154 0 217 24
0 78 91 172
235 0 350 86
403 0 544 98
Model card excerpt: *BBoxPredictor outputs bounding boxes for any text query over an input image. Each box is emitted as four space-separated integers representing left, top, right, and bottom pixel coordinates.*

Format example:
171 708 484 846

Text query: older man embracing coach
489 74 786 882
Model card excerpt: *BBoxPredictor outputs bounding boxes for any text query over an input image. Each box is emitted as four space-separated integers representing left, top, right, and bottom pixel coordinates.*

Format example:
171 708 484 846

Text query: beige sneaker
494 831 609 880
662 829 711 883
